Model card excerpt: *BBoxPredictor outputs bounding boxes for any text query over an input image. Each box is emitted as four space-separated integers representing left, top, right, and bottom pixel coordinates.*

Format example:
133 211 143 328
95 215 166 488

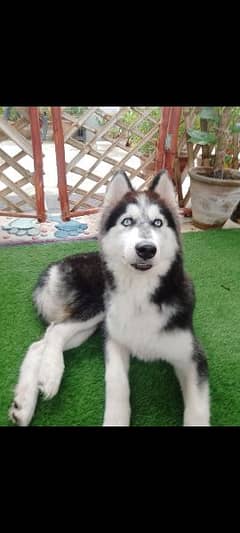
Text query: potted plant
187 107 240 228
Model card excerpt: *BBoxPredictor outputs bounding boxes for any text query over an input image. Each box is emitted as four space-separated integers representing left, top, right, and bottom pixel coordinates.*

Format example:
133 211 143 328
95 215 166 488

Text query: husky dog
9 170 210 426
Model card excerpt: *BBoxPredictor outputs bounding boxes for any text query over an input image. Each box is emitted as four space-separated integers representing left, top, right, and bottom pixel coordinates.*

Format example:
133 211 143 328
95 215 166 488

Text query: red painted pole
155 107 171 172
51 107 70 221
28 107 46 222
164 107 182 178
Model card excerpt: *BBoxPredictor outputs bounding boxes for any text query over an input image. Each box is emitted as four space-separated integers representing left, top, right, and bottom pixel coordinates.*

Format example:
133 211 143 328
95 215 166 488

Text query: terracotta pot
189 167 240 228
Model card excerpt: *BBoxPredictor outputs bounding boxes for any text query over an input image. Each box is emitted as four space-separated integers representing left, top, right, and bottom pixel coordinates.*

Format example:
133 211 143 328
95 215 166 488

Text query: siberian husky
9 170 210 426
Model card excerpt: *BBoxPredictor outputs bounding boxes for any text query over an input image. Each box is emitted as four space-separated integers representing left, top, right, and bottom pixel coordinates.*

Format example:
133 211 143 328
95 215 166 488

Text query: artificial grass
0 230 240 426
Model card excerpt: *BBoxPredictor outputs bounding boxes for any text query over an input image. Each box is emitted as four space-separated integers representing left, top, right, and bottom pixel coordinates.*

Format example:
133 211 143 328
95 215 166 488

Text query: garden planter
189 167 240 228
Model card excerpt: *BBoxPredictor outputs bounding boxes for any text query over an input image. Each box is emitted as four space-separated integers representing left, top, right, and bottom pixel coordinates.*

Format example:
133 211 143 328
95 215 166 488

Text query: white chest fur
106 278 193 366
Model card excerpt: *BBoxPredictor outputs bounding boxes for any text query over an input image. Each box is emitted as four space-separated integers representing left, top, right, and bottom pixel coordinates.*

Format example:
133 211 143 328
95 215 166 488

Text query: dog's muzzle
132 241 157 271
135 242 157 260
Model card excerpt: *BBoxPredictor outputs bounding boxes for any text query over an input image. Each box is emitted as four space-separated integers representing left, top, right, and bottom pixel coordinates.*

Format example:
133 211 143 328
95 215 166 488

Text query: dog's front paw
184 407 210 426
9 386 38 426
103 406 130 426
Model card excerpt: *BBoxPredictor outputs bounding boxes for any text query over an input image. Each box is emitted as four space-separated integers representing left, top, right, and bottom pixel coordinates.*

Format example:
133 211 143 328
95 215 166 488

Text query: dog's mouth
131 263 152 271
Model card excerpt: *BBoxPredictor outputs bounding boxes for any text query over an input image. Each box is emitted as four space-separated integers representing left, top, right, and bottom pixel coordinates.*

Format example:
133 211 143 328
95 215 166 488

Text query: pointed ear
103 171 133 208
149 169 176 206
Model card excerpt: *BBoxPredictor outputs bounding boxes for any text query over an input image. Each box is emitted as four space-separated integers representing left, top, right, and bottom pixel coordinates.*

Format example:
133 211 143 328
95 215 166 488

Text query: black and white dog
10 170 210 426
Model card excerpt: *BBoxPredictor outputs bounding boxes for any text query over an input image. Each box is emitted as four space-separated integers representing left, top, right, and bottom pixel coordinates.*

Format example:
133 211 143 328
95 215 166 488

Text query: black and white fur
9 170 210 426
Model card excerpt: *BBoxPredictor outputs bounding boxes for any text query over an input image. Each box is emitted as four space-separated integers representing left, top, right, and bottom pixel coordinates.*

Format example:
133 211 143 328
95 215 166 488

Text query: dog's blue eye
153 219 163 227
121 217 134 227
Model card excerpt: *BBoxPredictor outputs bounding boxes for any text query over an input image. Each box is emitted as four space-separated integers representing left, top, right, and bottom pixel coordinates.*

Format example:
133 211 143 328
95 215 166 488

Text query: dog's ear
103 171 133 208
149 169 176 206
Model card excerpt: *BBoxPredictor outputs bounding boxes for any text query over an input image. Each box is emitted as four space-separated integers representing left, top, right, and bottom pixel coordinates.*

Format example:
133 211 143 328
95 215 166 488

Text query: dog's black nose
135 242 157 260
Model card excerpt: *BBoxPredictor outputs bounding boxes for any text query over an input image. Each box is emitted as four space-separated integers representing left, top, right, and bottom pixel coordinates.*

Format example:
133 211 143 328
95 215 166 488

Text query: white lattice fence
0 108 45 220
61 107 162 211
0 117 37 213
0 146 36 213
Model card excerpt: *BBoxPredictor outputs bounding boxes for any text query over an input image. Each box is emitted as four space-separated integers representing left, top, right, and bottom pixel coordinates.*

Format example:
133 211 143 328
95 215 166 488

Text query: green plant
64 107 88 116
98 107 161 156
0 107 20 121
187 107 240 177
120 107 161 156
9 108 20 121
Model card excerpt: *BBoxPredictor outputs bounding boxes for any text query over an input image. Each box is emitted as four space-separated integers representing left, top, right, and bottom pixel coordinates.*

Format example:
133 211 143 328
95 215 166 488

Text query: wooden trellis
0 107 45 221
52 106 162 220
1 106 201 223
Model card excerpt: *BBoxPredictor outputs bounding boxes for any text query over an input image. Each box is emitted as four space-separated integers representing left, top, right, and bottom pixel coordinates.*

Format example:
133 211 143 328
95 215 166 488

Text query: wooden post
28 107 46 222
51 106 70 221
155 107 171 172
164 107 182 178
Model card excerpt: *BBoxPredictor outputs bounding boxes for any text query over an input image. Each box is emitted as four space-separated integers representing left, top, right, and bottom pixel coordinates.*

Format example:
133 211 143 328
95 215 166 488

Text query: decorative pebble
0 215 94 244
54 230 69 239
8 218 36 230
17 230 28 236
2 225 12 231
27 228 40 236
55 221 88 231
68 230 82 236
8 228 20 234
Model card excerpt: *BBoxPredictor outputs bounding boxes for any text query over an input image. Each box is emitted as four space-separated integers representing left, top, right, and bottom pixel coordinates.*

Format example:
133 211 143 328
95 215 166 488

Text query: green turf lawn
1 230 240 426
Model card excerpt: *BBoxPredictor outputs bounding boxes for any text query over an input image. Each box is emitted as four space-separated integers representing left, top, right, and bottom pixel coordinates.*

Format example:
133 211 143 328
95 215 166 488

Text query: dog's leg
10 316 101 426
103 338 130 426
9 339 46 426
174 342 210 426
38 320 98 400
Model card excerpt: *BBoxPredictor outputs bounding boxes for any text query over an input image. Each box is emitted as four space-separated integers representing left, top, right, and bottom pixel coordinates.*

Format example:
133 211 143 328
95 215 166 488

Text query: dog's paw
184 408 210 426
103 406 130 426
9 386 37 426
38 351 64 399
